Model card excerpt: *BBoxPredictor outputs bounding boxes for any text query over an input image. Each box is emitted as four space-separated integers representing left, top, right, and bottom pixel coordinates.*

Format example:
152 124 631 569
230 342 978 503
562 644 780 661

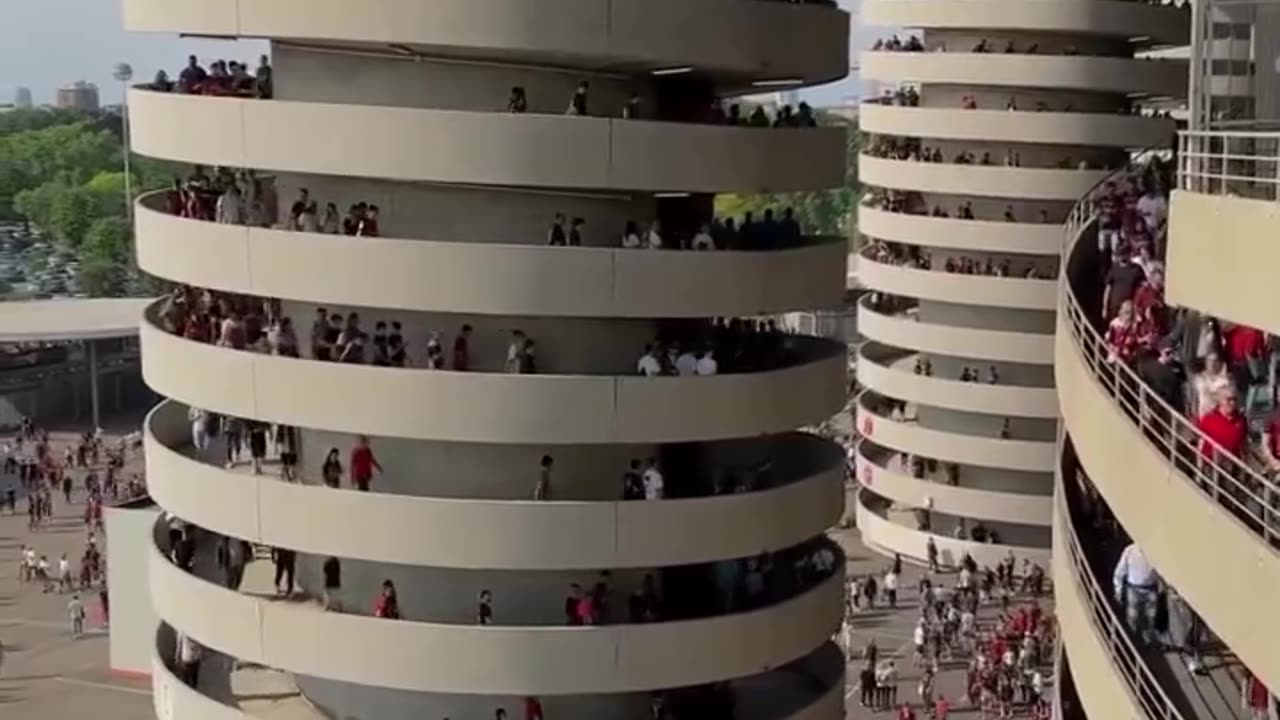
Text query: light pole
113 63 134 227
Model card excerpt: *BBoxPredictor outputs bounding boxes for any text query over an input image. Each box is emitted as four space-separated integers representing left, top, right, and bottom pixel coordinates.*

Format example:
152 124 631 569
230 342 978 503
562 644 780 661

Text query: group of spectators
151 54 272 98
864 188 1058 227
507 81 819 129
866 133 1117 172
167 166 275 229
615 208 810 251
863 240 1057 280
1093 160 1280 536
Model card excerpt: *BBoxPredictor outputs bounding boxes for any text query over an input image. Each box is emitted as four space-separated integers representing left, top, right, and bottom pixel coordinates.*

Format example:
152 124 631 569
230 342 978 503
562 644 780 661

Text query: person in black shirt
477 590 493 625
568 218 585 246
507 86 527 113
622 460 644 500
289 189 316 230
779 207 802 246
254 54 272 99
388 321 407 367
1102 252 1144 320
272 547 296 596
371 321 390 366
322 556 341 610
178 55 207 93
567 81 589 116
547 213 567 246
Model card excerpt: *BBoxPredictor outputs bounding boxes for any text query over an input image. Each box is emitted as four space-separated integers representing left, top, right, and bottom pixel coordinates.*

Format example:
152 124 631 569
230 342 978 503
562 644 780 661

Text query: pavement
0 420 153 720
832 525 1055 720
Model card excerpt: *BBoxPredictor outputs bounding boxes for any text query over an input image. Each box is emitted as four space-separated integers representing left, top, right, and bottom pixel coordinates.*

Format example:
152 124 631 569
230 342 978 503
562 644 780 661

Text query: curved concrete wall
134 193 846 319
861 103 1176 149
152 647 248 720
860 155 1110 201
1056 315 1280 690
856 399 1055 473
857 299 1055 365
862 0 1189 45
121 0 850 87
139 313 846 444
860 51 1190 97
857 345 1058 419
856 254 1057 311
855 491 1051 568
1052 503 1149 720
856 446 1051 525
145 401 844 570
1166 189 1280 335
858 206 1061 256
150 538 844 696
128 89 845 194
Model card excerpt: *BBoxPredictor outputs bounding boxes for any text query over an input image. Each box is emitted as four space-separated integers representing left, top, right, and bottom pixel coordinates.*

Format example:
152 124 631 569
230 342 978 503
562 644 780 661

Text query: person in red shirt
373 579 400 619
452 324 473 371
349 435 383 492
896 703 916 720
523 696 544 720
1224 323 1266 412
1197 389 1247 468
934 695 951 720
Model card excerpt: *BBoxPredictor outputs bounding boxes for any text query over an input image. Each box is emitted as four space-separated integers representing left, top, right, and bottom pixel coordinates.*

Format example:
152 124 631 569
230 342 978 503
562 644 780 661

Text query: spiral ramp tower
852 0 1187 572
123 1 855 719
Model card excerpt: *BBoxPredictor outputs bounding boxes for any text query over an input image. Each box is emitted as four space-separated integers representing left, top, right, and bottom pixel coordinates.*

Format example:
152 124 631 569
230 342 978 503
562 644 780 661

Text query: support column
88 340 101 430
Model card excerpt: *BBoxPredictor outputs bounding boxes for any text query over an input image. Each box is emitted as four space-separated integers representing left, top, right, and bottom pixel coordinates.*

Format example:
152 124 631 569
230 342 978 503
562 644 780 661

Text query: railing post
1220 136 1229 196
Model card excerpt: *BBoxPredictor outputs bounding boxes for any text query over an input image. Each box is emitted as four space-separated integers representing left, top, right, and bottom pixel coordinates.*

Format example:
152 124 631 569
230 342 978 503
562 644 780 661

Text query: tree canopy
0 111 174 297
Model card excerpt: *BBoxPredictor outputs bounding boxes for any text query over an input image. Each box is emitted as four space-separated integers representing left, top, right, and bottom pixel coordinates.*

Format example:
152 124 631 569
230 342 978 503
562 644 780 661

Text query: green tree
82 216 131 265
78 258 126 298
48 186 99 249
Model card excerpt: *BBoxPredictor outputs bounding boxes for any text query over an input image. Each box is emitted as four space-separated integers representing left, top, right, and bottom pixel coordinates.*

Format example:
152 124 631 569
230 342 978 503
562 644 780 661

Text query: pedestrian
373 580 400 619
926 536 939 572
534 455 553 500
349 436 383 492
477 589 494 625
322 556 342 611
272 547 296 596
68 594 86 637
883 567 898 608
58 553 71 593
176 632 202 687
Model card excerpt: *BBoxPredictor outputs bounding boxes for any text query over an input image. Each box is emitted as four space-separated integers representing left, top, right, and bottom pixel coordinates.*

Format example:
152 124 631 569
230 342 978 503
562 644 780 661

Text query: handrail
1060 155 1280 546
1056 477 1185 720
1178 129 1280 201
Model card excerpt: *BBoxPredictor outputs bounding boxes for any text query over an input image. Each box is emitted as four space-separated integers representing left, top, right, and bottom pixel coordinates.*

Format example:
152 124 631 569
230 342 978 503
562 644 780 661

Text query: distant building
13 87 32 109
56 81 99 112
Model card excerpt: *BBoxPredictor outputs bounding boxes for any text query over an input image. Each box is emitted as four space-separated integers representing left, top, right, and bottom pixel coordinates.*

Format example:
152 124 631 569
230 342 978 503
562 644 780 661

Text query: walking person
272 547 296 597
322 448 343 488
322 556 342 611
176 632 202 688
349 436 383 492
68 593 86 637
247 421 268 475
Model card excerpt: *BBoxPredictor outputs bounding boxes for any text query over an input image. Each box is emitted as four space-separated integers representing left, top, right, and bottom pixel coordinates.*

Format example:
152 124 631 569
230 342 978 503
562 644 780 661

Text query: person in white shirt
621 220 642 249
645 220 664 249
1136 187 1168 236
691 223 715 251
912 620 926 663
695 350 718 376
298 207 320 233
176 632 202 687
637 345 663 376
675 347 698 376
1191 353 1232 418
215 186 244 225
58 553 70 593
642 459 664 500
1112 542 1161 645
882 569 898 608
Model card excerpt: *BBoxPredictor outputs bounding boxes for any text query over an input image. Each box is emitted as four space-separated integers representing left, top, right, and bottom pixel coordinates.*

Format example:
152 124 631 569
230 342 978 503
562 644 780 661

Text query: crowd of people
1091 160 1280 538
870 33 1141 58
164 165 821 256
151 54 272 98
6 418 135 642
864 188 1059 228
847 552 1053 719
158 284 812 379
863 240 1057 280
865 133 1118 172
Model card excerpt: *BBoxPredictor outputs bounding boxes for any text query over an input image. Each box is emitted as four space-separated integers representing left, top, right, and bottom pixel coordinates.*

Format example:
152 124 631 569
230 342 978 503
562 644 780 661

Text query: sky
0 0 870 107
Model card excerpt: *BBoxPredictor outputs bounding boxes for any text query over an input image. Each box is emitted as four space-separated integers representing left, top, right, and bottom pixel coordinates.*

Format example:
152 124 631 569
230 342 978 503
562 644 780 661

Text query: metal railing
1179 129 1280 201
1057 484 1185 720
1060 156 1280 550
